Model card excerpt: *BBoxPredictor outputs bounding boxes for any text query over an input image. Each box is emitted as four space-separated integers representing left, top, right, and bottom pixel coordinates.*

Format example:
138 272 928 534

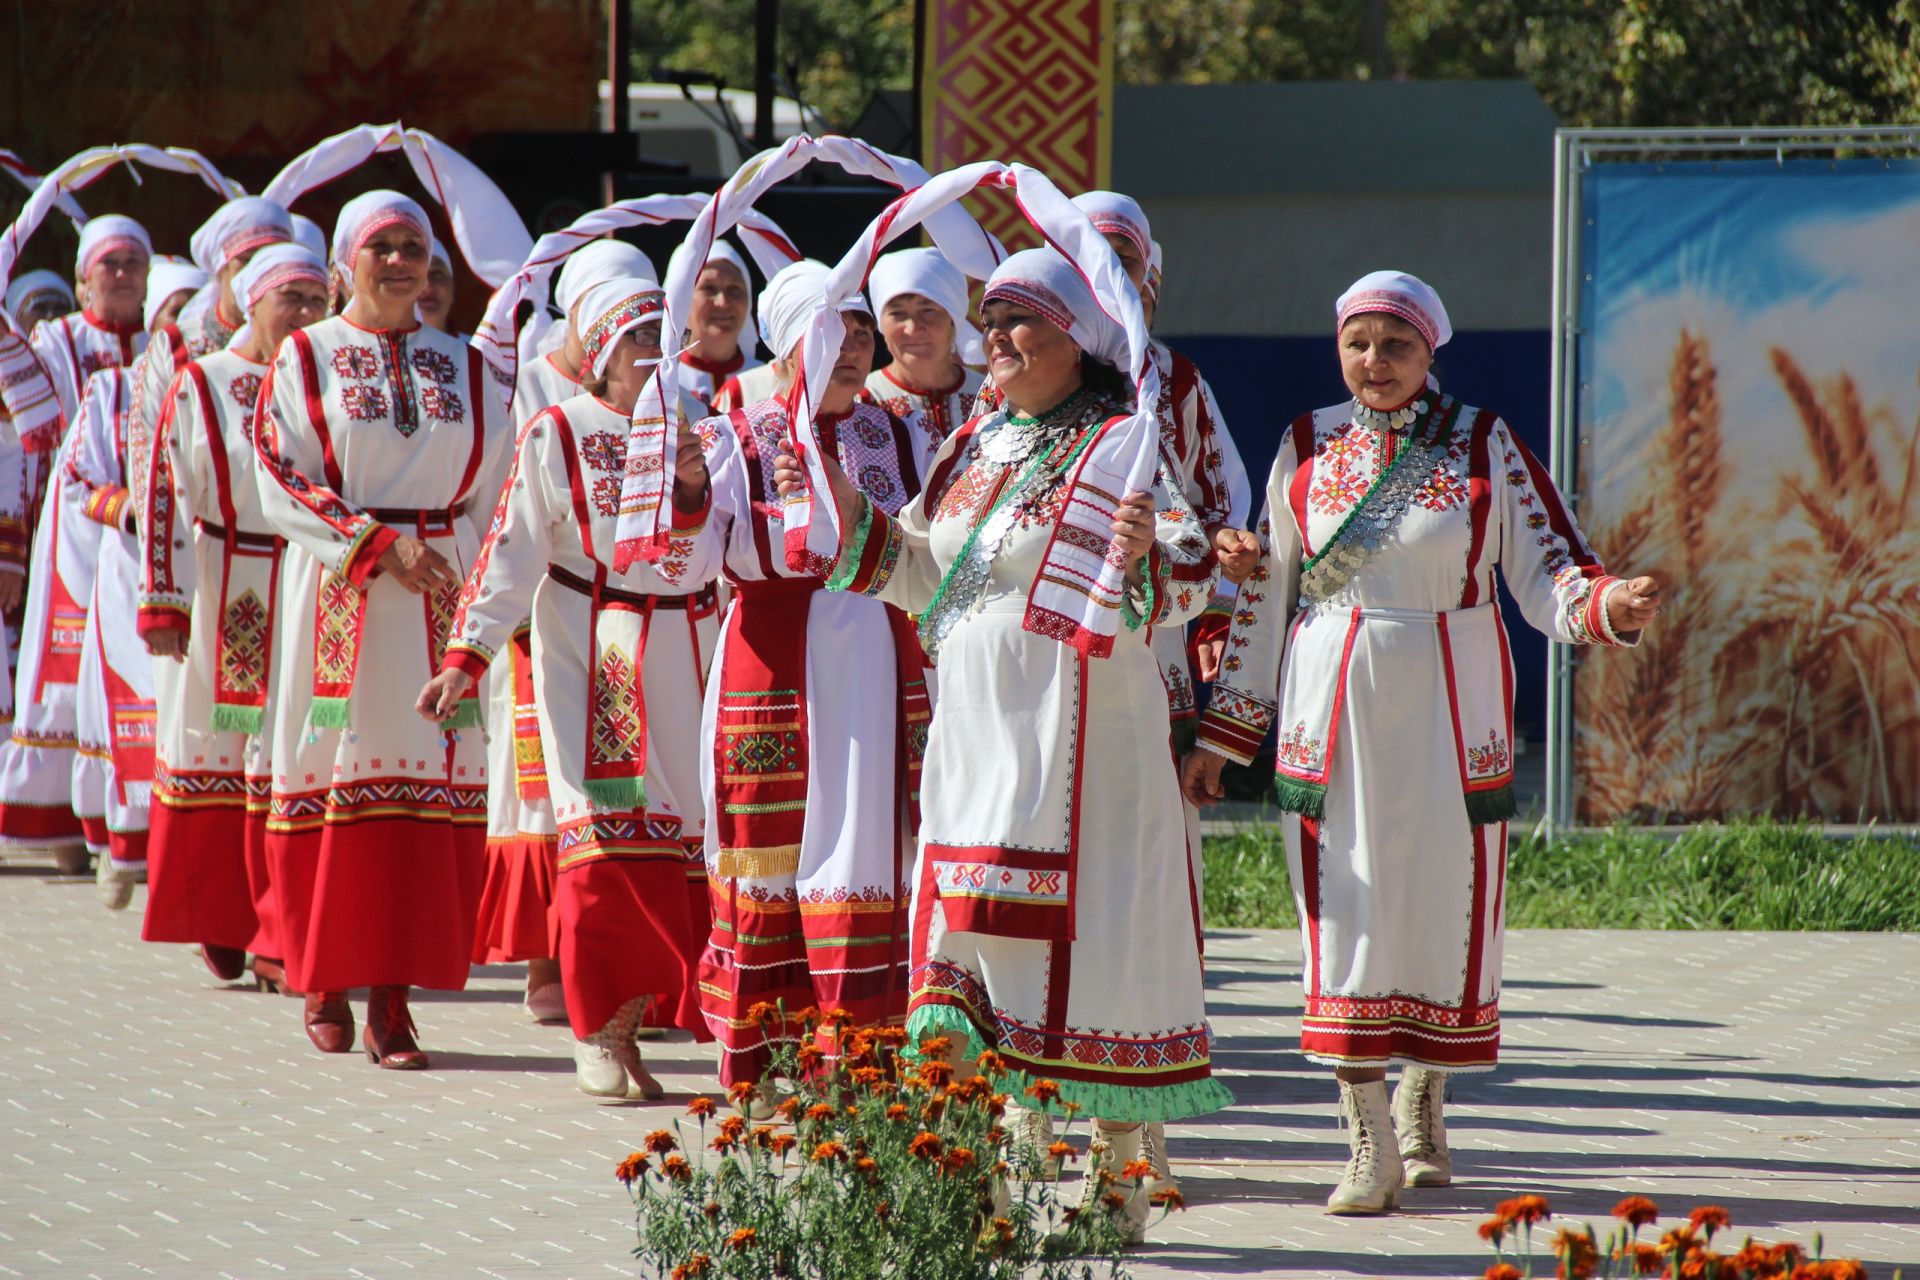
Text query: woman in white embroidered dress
0 215 150 866
421 278 719 1100
251 191 512 1070
777 248 1234 1244
671 240 763 414
477 236 656 1025
679 259 930 1098
139 244 329 989
858 247 983 454
1183 271 1661 1214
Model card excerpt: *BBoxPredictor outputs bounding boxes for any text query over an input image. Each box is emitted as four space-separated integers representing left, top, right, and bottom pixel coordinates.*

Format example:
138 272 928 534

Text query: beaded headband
980 278 1074 333
583 289 665 378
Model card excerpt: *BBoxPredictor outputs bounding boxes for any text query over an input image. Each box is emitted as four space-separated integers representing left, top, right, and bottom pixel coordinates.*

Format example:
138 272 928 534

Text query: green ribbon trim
584 774 650 812
208 703 264 736
309 697 351 730
823 496 876 593
904 1004 1235 1124
1272 774 1328 818
441 698 484 732
1465 785 1518 827
917 421 1104 651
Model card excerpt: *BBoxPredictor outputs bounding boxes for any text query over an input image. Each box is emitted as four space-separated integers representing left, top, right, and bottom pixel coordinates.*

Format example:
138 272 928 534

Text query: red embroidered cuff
842 506 904 597
342 522 400 589
1195 712 1265 768
441 644 493 681
670 487 712 529
136 605 191 639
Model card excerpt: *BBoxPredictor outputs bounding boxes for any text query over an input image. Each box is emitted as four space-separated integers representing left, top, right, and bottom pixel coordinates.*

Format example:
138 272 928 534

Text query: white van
596 82 821 177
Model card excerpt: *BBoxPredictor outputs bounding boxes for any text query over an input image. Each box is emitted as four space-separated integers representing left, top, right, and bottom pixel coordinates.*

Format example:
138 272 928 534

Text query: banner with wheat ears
1573 161 1920 824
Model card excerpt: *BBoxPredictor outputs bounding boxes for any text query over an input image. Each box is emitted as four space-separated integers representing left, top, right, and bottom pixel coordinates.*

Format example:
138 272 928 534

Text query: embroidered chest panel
1305 413 1475 526
741 400 915 519
326 331 466 438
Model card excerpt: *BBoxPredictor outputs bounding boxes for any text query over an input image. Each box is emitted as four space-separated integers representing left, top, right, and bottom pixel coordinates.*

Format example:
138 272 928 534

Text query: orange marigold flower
671 1253 712 1280
1048 1141 1079 1163
795 1044 825 1072
855 1156 878 1175
711 1131 738 1154
745 1001 778 1025
728 1081 759 1104
769 1133 797 1157
1497 1195 1552 1226
750 1125 776 1149
686 1096 718 1118
1552 1228 1600 1280
1766 1243 1804 1269
1679 1248 1727 1280
1026 1079 1062 1105
812 1141 848 1163
977 1049 1007 1074
1478 1217 1510 1245
851 1066 885 1085
822 1006 854 1025
987 1092 1009 1117
644 1128 679 1154
1121 1157 1155 1182
1150 1187 1187 1211
1626 1243 1666 1277
1818 1262 1868 1280
1061 1101 1083 1115
702 1200 722 1220
943 1147 977 1173
1485 1267 1523 1280
1688 1206 1732 1236
727 1227 757 1252
908 1131 944 1160
918 1061 955 1087
922 1098 947 1122
615 1152 649 1184
792 1006 820 1026
661 1155 693 1182
717 1115 746 1141
917 1035 953 1057
806 1102 837 1123
775 1097 802 1121
874 1026 910 1048
1661 1226 1700 1255
1614 1196 1661 1229
1101 1191 1127 1211
886 1103 910 1122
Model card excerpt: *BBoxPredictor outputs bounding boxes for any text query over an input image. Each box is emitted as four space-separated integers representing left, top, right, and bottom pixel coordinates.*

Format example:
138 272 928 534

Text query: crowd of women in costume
0 130 1659 1240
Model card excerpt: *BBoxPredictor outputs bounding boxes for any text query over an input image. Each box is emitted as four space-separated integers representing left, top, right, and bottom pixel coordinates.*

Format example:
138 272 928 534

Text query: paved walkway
2 860 1915 1279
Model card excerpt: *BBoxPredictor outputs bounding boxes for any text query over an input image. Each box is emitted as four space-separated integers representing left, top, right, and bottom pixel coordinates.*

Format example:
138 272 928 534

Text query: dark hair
1079 354 1134 406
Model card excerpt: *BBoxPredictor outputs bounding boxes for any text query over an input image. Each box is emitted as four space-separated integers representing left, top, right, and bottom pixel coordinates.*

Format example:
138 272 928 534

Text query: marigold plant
621 1004 1170 1278
1473 1194 1894 1280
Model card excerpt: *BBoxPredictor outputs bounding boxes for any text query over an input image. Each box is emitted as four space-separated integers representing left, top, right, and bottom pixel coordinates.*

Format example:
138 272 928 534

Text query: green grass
1201 819 1920 931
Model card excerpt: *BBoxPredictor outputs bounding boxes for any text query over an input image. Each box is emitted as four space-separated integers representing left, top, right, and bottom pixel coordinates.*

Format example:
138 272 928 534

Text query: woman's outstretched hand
1180 748 1229 808
1605 574 1661 634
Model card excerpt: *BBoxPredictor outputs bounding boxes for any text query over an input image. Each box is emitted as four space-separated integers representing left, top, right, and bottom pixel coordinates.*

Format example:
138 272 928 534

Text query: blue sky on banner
1579 158 1920 494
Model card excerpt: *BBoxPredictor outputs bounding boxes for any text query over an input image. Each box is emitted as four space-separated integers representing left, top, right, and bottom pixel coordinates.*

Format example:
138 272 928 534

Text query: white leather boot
1008 1103 1059 1179
1139 1121 1179 1195
1326 1080 1403 1214
1079 1120 1151 1244
573 1034 628 1097
1391 1067 1453 1186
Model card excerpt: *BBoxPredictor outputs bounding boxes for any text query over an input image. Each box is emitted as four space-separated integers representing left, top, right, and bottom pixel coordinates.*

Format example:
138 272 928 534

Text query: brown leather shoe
364 985 429 1070
200 943 248 982
252 957 298 996
303 991 354 1053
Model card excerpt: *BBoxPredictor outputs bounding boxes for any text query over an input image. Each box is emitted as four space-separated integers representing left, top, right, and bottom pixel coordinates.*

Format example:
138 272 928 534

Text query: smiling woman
248 189 516 1073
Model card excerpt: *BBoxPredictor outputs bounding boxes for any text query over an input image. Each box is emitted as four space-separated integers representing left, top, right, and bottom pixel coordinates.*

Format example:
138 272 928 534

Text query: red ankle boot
364 985 429 1070
303 991 354 1053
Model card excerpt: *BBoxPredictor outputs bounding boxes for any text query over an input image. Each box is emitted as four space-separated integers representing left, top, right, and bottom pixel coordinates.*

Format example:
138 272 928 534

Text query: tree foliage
625 0 1920 131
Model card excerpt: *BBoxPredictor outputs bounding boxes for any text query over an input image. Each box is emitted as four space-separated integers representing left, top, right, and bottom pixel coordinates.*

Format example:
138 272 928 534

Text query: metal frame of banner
1542 125 1920 835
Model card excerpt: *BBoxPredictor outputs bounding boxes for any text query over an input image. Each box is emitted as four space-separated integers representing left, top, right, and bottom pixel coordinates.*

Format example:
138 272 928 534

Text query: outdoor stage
1 861 1914 1279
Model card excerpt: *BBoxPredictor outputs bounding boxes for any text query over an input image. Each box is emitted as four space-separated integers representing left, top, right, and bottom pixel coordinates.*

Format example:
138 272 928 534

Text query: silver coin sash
1297 401 1456 606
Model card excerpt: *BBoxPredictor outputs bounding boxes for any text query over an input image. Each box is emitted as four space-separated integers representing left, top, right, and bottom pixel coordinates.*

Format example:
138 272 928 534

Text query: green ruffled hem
309 697 350 730
440 698 484 732
209 703 264 736
904 1004 1236 1125
583 774 649 811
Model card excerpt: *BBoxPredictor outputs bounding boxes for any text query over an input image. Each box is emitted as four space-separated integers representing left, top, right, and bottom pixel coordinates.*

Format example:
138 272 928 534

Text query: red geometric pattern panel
921 0 1115 250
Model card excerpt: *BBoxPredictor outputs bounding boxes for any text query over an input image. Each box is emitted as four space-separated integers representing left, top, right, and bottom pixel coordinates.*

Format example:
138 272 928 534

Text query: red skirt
556 849 711 1041
269 816 486 993
470 834 558 963
142 794 257 951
